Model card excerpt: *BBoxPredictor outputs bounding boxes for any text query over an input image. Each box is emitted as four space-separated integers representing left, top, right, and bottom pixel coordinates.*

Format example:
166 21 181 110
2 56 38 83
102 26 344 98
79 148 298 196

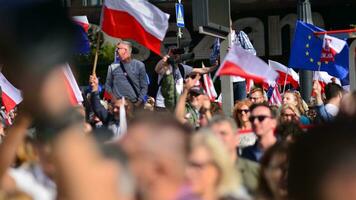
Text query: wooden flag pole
92 31 101 75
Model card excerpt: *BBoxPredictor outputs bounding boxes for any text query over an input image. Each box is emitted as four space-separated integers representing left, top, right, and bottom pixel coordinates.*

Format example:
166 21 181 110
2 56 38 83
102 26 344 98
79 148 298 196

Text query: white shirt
9 164 56 200
325 103 339 116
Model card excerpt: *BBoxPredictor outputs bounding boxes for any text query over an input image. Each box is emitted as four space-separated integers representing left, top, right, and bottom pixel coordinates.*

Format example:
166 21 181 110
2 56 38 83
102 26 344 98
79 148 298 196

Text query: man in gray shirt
105 41 148 107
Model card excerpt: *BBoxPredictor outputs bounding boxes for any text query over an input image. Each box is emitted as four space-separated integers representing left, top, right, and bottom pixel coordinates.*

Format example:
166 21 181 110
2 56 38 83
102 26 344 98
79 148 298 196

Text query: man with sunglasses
241 103 278 162
105 41 148 108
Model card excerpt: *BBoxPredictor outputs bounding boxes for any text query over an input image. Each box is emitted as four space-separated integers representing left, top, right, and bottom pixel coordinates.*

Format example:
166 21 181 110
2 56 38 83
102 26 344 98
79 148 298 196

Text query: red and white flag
62 64 83 106
102 0 170 55
201 63 217 101
216 45 278 85
0 73 22 112
72 16 89 32
268 60 299 89
320 34 347 62
268 84 282 106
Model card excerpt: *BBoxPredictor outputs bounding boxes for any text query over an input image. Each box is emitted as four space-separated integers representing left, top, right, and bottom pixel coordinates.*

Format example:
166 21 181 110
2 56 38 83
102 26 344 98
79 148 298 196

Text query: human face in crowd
117 43 131 61
281 108 297 123
190 94 206 110
111 99 127 119
263 152 288 199
237 105 250 124
249 91 264 104
249 106 277 137
210 121 239 154
282 92 297 107
186 145 219 195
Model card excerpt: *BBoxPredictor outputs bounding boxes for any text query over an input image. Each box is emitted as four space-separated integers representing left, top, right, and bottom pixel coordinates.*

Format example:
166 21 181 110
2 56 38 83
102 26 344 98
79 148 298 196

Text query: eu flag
289 21 349 80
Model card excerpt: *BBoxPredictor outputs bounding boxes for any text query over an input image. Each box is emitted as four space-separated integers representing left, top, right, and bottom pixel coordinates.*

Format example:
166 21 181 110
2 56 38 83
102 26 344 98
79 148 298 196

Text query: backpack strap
178 63 185 79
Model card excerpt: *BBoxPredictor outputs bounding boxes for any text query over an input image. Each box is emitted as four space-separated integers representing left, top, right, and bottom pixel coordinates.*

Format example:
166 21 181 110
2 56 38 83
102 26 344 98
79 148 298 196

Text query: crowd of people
0 38 355 200
1 2 356 200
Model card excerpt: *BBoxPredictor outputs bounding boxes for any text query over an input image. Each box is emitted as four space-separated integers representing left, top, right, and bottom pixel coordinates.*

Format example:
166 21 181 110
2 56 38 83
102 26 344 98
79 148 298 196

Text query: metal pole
177 0 182 48
298 0 313 103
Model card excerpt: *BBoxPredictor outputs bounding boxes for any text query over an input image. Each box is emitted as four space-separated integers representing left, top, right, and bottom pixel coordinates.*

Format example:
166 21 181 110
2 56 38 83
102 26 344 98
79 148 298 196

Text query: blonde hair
190 129 240 197
281 103 301 118
284 90 308 114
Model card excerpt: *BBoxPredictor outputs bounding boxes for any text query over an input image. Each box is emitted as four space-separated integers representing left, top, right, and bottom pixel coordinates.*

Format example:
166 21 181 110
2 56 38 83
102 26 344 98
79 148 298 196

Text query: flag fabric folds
102 0 170 55
267 84 282 106
62 64 84 106
216 45 278 84
0 73 22 112
72 16 90 54
201 63 217 101
268 60 299 89
289 21 349 80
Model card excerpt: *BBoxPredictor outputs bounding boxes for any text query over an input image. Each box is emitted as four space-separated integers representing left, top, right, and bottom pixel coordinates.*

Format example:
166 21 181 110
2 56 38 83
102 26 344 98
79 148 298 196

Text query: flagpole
92 3 104 76
92 30 101 75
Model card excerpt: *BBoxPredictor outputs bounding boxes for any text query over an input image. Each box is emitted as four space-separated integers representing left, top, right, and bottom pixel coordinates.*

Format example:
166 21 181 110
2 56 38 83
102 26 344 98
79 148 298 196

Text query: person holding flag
105 41 148 108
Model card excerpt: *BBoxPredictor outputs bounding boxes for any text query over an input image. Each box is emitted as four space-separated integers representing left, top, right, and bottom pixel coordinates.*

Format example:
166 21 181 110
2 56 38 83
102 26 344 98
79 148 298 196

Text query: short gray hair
118 40 132 54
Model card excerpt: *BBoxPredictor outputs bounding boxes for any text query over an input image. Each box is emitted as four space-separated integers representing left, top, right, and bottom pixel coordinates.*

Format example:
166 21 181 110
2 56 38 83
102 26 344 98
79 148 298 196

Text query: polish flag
201 63 217 101
312 71 341 95
62 64 83 106
72 16 89 32
102 0 170 55
216 45 278 85
320 34 347 62
0 73 22 112
268 60 299 89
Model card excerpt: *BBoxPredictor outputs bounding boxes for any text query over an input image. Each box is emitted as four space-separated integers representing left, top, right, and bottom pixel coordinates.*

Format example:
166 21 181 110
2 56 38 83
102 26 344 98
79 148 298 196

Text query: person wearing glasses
233 100 252 131
249 88 266 104
186 130 248 200
241 103 278 163
105 41 148 108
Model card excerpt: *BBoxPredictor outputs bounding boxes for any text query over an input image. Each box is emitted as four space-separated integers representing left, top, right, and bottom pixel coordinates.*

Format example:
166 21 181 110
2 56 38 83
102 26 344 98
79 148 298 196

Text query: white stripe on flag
104 0 169 41
0 73 22 104
63 64 83 104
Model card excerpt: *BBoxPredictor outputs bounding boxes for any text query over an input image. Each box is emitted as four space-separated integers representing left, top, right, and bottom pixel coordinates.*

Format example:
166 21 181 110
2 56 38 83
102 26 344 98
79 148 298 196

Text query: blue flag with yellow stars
289 21 349 80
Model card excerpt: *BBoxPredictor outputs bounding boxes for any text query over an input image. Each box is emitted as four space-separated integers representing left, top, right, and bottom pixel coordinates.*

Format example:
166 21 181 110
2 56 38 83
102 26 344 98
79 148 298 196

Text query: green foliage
72 24 117 85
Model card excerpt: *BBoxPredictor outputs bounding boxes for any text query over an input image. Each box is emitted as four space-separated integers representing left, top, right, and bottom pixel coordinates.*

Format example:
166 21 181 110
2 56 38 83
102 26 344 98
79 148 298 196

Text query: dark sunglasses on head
249 115 272 123
237 109 250 114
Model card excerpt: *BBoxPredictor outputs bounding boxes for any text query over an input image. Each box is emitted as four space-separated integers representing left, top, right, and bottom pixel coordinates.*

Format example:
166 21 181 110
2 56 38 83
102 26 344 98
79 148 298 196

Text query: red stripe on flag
102 6 162 55
218 61 265 83
2 92 17 112
276 71 299 89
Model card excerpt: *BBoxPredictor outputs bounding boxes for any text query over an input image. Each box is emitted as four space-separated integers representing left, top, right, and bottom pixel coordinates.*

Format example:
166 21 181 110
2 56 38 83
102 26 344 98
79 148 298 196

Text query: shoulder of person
132 59 145 66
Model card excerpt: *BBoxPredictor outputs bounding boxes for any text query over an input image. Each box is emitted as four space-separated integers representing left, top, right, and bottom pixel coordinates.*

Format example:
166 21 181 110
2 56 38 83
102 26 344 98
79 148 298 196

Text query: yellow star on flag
317 61 321 66
308 35 312 40
310 58 314 63
305 51 309 56
306 44 309 48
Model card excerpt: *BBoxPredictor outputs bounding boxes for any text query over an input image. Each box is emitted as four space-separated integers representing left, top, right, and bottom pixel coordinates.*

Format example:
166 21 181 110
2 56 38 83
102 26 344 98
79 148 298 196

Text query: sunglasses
249 115 272 123
237 109 250 114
